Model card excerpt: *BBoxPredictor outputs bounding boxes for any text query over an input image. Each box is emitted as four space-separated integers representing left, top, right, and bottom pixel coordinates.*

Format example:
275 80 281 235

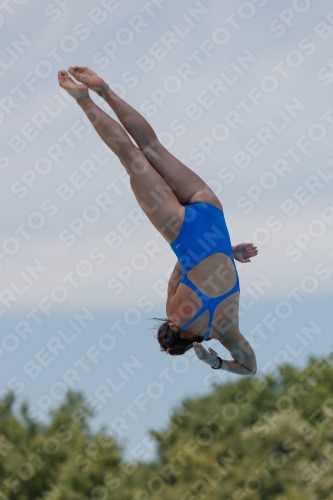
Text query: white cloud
1 198 331 321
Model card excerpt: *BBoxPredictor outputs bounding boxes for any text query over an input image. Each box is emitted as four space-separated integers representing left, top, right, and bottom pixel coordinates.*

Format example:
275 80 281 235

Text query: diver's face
168 321 196 340
168 321 180 333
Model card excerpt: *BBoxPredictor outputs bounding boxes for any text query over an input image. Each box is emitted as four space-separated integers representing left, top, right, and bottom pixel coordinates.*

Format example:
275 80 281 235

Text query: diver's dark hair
152 318 203 356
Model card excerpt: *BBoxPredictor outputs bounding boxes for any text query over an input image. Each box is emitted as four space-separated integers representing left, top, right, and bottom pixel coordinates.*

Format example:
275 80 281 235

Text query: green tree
132 356 333 499
2 356 333 499
0 391 127 500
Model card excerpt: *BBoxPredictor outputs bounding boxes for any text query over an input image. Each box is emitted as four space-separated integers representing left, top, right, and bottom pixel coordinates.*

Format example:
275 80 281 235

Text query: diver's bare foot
68 66 109 95
58 70 89 99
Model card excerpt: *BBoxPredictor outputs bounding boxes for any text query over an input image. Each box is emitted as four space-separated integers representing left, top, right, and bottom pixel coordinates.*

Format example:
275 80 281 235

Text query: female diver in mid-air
58 67 258 377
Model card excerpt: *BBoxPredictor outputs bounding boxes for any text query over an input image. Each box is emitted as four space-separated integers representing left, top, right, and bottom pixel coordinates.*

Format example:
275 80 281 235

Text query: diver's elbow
247 364 257 376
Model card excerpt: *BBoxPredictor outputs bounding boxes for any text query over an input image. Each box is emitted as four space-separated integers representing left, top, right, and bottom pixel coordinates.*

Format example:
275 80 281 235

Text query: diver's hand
232 243 258 263
193 342 220 368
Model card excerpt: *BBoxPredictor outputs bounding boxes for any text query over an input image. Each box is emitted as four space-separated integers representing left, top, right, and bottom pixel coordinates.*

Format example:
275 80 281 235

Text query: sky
1 0 333 461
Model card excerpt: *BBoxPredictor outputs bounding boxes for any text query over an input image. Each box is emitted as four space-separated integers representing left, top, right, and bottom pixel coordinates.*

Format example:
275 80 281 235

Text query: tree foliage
2 356 333 499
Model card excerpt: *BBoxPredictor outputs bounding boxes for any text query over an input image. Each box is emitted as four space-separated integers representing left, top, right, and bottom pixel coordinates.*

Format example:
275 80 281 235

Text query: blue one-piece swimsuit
170 202 240 341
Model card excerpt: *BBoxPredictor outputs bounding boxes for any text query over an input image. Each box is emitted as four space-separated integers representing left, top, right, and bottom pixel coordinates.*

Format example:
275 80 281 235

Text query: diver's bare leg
68 66 221 208
58 70 184 243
